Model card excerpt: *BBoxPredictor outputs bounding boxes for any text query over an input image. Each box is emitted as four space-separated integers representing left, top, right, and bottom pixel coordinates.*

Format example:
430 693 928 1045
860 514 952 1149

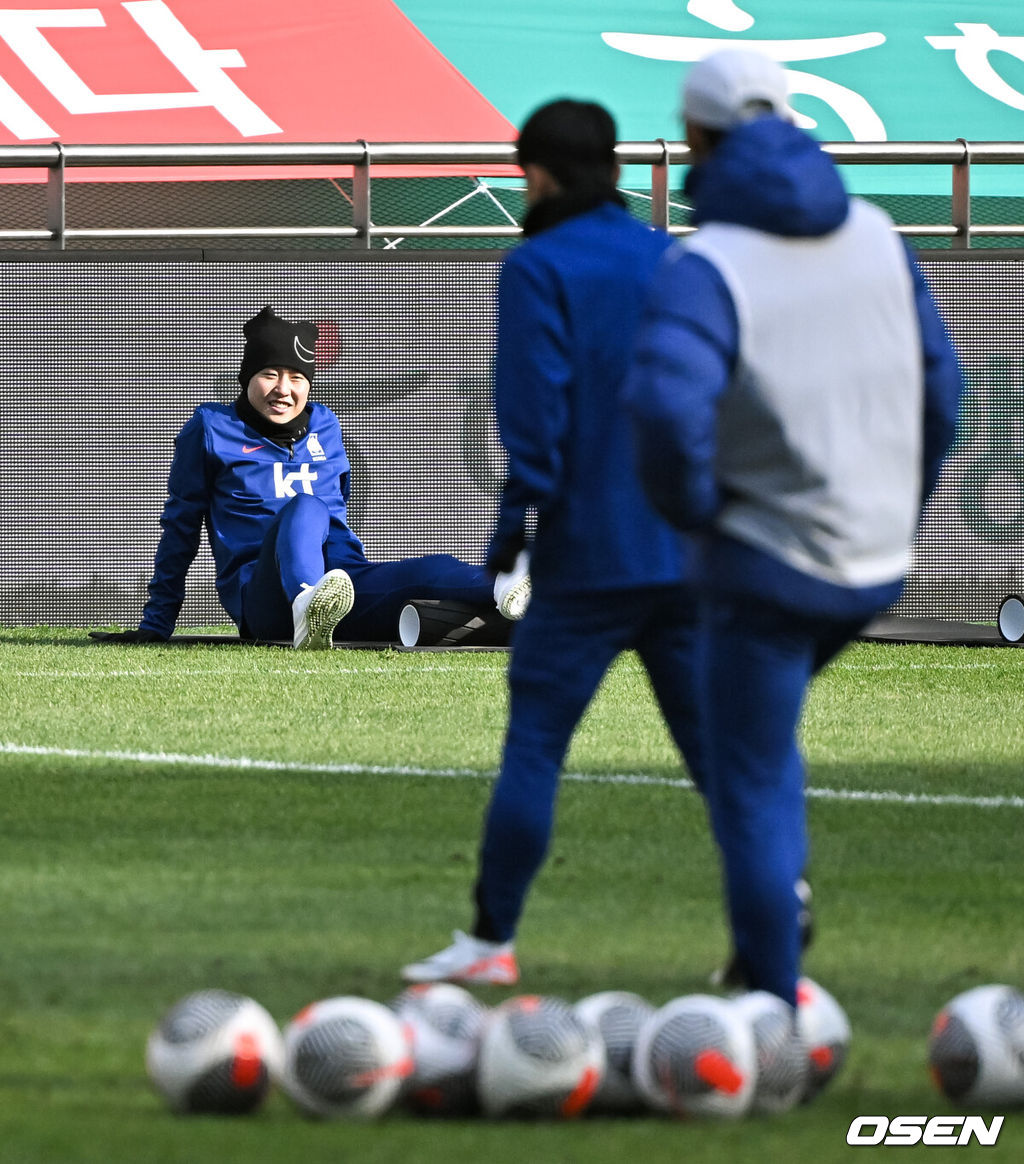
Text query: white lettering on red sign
0 1 280 139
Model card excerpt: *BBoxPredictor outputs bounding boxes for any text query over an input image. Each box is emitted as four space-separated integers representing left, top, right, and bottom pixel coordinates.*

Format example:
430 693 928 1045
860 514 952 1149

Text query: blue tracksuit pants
700 594 866 1008
473 586 703 943
241 494 493 642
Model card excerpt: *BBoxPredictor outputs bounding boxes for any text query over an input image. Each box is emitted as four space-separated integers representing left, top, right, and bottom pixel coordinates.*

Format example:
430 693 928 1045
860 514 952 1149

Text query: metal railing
1 139 1022 250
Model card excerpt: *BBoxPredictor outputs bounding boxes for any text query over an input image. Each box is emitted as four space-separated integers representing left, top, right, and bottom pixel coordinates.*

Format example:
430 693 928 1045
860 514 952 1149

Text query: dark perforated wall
0 253 1018 628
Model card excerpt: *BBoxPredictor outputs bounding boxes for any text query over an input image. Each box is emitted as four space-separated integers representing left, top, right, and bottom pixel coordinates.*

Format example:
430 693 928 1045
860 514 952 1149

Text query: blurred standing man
625 49 963 1007
403 99 704 985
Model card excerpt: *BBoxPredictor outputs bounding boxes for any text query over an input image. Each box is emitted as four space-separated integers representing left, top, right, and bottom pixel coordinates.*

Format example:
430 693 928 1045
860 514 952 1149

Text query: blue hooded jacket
625 117 963 620
687 114 849 238
491 200 691 596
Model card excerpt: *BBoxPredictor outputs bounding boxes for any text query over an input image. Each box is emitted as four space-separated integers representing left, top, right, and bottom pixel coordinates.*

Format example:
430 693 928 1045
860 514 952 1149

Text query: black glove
486 528 527 576
89 628 167 643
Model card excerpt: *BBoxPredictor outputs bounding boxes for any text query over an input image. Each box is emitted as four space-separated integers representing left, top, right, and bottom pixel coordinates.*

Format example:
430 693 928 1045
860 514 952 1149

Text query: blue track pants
473 586 703 943
700 595 866 1007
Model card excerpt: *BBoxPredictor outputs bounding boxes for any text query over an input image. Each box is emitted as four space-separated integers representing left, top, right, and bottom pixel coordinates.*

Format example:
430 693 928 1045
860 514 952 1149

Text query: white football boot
493 550 531 621
292 569 355 650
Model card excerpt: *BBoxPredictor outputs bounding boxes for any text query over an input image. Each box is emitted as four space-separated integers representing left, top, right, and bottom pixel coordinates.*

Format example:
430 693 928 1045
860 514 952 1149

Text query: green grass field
1 627 1022 1162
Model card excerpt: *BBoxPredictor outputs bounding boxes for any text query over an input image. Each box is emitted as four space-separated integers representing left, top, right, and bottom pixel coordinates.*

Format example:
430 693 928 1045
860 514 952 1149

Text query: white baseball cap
681 48 790 130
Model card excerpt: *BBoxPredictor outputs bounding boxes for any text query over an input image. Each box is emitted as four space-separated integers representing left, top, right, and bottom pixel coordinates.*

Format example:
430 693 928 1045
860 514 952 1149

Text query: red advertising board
0 0 516 179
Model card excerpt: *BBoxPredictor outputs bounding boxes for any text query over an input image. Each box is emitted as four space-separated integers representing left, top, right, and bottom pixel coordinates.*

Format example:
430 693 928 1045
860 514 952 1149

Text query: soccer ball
280 996 413 1119
389 982 489 1115
476 995 606 1118
731 991 808 1114
632 993 757 1119
573 990 655 1113
145 989 284 1115
929 984 1024 1107
795 977 851 1101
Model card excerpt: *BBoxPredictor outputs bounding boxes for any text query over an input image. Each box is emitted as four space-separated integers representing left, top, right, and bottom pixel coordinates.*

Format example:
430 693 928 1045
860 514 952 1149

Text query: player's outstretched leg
401 593 624 986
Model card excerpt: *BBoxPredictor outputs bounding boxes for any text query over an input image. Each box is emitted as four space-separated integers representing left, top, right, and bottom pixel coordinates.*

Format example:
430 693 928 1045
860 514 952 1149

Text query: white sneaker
493 550 531 621
292 569 355 649
401 930 519 985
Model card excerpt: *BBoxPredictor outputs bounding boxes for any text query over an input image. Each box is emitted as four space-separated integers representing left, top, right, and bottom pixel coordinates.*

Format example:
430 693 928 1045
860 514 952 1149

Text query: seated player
108 306 529 648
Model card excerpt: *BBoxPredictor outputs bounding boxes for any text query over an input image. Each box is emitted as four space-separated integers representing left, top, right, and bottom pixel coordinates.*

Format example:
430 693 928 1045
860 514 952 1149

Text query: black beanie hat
516 99 618 190
237 306 318 388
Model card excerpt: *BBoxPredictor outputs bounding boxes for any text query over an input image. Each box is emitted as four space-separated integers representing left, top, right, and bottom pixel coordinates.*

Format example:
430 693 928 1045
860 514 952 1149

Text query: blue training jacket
625 117 964 621
490 200 691 596
140 401 363 636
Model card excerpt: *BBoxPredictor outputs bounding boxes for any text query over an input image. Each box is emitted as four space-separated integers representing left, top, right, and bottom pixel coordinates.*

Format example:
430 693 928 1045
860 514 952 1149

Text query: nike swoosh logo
242 444 264 453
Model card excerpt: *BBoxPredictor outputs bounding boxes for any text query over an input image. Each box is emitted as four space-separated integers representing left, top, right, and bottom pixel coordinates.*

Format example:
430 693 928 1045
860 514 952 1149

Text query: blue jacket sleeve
904 243 964 505
623 250 738 530
488 251 572 568
139 412 210 638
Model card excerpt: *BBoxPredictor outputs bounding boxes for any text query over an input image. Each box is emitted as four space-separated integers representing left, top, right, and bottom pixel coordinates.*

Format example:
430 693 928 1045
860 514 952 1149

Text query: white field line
12 660 995 680
833 662 1000 671
12 665 508 678
1 741 1021 810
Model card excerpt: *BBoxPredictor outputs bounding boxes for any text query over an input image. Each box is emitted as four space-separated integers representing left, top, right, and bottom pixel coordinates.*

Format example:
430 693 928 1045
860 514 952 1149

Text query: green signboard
398 1 1024 194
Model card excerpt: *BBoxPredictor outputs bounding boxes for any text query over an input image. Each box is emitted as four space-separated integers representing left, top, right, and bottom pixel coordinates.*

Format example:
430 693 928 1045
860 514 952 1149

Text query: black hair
517 99 625 235
516 99 618 191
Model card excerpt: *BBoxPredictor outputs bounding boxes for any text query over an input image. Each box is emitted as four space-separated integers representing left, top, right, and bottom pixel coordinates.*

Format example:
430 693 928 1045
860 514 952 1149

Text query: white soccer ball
389 982 489 1115
632 993 757 1119
145 989 284 1115
280 995 413 1119
731 991 808 1114
573 990 655 1113
476 995 606 1118
929 984 1024 1108
795 977 852 1101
